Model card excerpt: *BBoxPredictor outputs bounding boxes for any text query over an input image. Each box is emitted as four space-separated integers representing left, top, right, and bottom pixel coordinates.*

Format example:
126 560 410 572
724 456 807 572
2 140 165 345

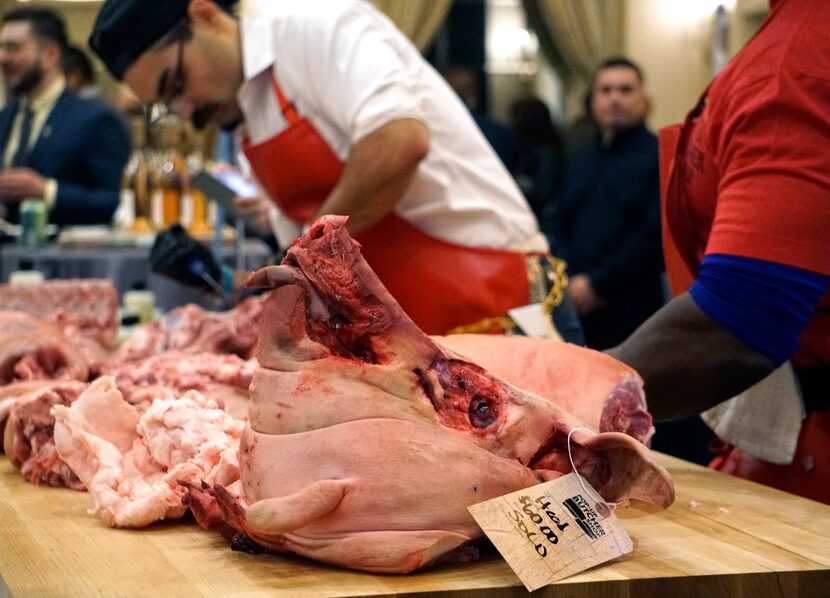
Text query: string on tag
566 426 619 513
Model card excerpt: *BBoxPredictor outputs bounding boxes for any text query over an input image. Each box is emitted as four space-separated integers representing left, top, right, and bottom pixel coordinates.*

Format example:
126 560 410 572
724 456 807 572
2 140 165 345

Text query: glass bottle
149 115 186 229
185 126 213 237
122 116 154 234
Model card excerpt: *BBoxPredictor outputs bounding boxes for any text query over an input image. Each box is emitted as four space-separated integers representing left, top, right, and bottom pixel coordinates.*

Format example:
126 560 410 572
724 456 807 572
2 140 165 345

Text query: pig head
230 216 673 573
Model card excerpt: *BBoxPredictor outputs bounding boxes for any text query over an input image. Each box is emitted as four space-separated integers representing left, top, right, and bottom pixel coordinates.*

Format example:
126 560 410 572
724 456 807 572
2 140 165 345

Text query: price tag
467 473 632 592
507 303 561 339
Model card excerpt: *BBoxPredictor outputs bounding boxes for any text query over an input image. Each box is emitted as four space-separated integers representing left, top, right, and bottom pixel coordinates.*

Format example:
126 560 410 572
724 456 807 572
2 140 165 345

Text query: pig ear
246 479 347 535
245 265 297 289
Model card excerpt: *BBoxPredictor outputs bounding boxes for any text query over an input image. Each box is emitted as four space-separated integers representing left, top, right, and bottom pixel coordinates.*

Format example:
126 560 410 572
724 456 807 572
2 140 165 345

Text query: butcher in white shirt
90 0 552 335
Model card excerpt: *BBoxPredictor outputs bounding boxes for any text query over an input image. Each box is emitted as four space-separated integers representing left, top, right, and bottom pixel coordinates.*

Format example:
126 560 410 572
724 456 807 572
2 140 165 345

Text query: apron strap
661 82 714 295
269 73 301 125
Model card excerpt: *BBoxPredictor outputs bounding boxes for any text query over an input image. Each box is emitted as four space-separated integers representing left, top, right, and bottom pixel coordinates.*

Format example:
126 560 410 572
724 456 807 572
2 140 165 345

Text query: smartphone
213 169 258 198
190 169 258 213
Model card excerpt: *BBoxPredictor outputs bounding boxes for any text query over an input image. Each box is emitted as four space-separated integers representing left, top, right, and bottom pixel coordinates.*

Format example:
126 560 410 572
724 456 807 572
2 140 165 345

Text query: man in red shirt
611 0 830 503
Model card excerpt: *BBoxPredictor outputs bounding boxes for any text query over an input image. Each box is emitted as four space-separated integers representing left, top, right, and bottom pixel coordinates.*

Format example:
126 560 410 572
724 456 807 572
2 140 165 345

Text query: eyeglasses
158 38 186 108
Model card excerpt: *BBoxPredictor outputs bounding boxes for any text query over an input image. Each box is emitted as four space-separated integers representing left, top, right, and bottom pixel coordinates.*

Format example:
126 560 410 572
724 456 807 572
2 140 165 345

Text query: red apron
661 96 830 505
243 74 529 335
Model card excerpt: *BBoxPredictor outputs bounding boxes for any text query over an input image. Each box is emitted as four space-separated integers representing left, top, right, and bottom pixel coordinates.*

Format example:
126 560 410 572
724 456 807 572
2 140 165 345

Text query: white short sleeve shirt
238 0 547 253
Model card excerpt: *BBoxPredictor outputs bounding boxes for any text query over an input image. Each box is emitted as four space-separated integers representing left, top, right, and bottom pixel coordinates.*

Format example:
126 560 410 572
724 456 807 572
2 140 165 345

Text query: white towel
701 362 805 465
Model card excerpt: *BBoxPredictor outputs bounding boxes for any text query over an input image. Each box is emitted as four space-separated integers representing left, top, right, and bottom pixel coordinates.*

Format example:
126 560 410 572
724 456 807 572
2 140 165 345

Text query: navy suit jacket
0 90 130 225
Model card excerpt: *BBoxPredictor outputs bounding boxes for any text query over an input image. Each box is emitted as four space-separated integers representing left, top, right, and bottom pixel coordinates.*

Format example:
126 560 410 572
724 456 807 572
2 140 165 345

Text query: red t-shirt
668 0 830 368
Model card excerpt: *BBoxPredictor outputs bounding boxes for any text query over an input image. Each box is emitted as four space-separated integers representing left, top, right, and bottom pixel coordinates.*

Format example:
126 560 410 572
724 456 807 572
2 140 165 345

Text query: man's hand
233 194 272 232
567 274 602 315
0 168 47 201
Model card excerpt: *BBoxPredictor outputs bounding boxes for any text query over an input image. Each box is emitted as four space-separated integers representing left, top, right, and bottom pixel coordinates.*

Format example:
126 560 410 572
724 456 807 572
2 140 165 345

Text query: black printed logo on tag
562 494 606 540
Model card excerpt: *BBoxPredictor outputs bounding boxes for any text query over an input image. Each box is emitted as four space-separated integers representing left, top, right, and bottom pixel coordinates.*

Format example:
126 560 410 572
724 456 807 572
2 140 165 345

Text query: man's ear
642 94 652 119
41 42 62 72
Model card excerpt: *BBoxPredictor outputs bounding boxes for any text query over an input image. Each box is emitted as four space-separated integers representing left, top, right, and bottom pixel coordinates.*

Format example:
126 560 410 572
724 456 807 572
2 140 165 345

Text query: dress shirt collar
26 75 66 116
239 0 282 81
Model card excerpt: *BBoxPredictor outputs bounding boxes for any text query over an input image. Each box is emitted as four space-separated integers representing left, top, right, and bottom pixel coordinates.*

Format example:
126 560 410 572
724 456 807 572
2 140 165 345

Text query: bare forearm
315 119 429 237
607 293 775 422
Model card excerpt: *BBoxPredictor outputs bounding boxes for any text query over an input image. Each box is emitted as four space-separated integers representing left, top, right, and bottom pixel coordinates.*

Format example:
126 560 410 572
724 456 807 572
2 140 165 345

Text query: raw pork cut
432 335 654 445
204 216 673 573
4 381 88 489
0 279 119 348
0 380 62 430
0 311 89 384
113 295 265 364
53 376 244 527
105 351 255 420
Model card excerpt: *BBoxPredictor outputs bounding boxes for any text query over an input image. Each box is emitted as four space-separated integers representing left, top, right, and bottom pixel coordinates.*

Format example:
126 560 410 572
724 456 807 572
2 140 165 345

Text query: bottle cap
123 289 156 323
9 270 45 286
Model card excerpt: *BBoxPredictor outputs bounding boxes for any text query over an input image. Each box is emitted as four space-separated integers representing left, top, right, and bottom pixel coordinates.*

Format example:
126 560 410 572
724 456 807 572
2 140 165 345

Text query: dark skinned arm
313 118 430 237
606 293 776 422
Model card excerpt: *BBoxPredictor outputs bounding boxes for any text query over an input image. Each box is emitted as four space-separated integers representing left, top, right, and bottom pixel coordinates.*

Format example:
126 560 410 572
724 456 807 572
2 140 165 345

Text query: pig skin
431 334 655 445
211 216 674 574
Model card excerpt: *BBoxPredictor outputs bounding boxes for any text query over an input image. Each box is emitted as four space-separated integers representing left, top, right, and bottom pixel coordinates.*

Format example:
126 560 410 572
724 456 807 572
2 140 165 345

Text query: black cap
89 0 190 80
89 0 234 80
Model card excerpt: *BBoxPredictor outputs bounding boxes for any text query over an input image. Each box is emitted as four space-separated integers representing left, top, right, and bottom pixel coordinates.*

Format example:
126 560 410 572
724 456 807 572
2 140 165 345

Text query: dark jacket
546 123 664 349
0 89 130 225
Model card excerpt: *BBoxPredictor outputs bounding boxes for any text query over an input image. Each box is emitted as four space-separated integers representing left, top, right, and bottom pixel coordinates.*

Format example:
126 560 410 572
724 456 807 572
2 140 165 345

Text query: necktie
10 104 34 167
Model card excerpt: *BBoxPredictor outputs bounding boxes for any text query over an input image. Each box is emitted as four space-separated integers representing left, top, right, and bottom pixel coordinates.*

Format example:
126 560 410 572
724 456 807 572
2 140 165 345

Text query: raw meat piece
5 381 88 489
3 352 251 487
0 311 89 384
0 279 119 348
105 352 254 420
209 216 674 573
0 380 61 431
432 335 654 445
53 376 244 527
113 295 266 364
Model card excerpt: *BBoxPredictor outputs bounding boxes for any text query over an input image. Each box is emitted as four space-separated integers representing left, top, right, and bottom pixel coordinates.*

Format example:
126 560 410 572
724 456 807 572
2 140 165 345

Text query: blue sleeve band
689 254 829 366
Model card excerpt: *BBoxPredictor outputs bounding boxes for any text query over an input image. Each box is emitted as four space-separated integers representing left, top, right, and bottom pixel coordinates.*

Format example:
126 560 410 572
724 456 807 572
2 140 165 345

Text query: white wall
624 0 767 130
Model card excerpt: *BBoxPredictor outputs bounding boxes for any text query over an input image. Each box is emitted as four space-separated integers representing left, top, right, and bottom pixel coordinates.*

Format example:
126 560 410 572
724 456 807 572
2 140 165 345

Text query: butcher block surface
1 453 828 597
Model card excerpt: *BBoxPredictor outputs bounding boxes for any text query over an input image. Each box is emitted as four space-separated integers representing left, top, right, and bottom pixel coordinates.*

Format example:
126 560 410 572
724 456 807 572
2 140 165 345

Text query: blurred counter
0 238 273 311
1 453 828 596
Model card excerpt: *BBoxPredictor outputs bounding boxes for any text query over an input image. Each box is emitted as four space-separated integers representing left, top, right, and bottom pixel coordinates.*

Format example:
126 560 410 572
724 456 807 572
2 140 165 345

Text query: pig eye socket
469 396 496 428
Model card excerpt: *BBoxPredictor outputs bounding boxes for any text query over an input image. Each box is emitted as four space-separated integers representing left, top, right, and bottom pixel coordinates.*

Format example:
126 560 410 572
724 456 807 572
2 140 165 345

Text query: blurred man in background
62 44 100 99
0 6 129 225
548 57 664 350
444 66 517 171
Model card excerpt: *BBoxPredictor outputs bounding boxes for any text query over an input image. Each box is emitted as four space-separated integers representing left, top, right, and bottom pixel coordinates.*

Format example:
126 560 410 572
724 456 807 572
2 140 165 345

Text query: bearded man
0 6 129 225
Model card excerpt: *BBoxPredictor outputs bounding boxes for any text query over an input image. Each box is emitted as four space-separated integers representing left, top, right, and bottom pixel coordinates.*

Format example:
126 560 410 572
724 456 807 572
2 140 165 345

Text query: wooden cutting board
1 453 828 597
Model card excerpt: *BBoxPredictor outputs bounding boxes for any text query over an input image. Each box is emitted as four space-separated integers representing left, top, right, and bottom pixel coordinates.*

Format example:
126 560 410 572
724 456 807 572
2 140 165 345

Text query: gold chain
447 255 569 335
541 255 569 316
